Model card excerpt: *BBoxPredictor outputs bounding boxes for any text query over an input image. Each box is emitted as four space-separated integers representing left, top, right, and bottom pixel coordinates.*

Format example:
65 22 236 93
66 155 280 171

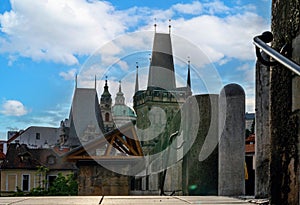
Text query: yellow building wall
1 170 37 192
1 169 74 194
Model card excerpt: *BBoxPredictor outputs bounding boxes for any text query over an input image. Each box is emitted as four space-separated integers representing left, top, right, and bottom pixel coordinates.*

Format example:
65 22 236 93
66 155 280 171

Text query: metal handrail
253 32 300 76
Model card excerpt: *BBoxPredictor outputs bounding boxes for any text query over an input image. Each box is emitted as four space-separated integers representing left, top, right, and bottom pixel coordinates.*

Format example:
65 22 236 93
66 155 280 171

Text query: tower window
105 113 110 122
36 133 40 140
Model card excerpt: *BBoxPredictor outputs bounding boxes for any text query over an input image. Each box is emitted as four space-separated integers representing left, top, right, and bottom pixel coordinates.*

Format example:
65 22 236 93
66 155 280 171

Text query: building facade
0 143 76 196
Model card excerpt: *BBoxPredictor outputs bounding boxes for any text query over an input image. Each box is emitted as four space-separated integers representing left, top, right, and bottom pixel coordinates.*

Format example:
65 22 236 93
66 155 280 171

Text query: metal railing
253 31 300 76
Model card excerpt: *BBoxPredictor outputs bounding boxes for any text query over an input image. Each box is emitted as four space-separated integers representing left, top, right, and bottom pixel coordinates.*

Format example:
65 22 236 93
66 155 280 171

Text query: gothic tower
133 30 192 154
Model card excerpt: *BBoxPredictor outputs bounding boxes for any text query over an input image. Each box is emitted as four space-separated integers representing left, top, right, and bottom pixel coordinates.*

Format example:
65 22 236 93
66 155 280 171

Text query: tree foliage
47 173 78 196
29 169 78 196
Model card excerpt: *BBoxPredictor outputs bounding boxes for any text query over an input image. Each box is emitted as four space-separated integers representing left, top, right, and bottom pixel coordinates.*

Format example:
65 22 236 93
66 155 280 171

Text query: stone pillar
182 94 219 195
218 84 245 196
255 61 270 198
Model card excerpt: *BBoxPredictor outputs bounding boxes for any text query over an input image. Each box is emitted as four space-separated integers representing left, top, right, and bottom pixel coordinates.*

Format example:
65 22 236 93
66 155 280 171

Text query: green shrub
47 173 78 196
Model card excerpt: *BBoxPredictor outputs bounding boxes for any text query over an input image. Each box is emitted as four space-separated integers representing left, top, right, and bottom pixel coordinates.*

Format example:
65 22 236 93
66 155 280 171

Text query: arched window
105 113 110 122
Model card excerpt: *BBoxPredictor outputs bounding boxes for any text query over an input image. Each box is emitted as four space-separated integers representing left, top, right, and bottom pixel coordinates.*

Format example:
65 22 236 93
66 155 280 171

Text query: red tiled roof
1 143 76 170
245 143 255 153
53 146 70 155
246 134 255 143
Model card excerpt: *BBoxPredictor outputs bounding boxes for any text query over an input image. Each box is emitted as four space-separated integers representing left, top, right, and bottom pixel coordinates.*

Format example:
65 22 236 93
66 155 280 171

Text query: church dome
112 81 137 127
112 105 136 118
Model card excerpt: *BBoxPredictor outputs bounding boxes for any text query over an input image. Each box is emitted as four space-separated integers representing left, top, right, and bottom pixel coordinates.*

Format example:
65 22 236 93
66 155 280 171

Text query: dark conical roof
68 88 104 146
147 32 176 91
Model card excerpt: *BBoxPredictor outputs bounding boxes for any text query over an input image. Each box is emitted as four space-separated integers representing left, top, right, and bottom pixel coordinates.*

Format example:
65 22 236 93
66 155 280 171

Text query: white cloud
0 100 29 116
59 68 77 80
117 60 129 71
202 0 230 14
0 0 131 65
172 12 268 62
0 0 269 67
0 0 267 113
172 1 203 15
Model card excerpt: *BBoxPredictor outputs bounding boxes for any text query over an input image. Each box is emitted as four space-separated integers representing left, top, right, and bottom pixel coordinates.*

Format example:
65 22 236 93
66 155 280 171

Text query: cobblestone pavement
0 196 258 205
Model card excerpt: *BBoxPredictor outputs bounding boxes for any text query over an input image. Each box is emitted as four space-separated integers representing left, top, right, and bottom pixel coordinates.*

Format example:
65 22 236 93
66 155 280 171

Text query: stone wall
269 0 300 204
77 162 130 196
182 94 219 196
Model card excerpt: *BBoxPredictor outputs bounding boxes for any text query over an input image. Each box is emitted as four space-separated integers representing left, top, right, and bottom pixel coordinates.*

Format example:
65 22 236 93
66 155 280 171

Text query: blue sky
0 0 271 139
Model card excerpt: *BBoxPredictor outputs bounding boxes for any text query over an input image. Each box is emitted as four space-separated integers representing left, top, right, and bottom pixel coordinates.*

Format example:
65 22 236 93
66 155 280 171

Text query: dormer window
20 153 30 162
47 155 56 165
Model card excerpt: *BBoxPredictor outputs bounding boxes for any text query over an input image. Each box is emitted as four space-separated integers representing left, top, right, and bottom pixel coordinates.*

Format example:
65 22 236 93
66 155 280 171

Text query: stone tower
133 31 192 154
100 78 114 132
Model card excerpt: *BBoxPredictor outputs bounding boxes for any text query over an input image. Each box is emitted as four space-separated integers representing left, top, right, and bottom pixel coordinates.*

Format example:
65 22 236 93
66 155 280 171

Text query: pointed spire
135 62 139 93
154 18 157 33
102 76 110 96
187 57 191 88
75 73 78 88
100 75 112 107
115 80 125 105
186 57 192 97
119 80 122 92
169 19 171 34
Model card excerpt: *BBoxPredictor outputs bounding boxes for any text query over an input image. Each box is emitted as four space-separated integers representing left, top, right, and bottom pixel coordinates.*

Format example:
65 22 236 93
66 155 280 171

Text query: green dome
112 105 136 118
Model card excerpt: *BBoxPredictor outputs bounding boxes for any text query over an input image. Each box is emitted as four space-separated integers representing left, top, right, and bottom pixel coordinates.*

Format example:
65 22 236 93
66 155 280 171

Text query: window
22 174 30 191
105 113 110 122
36 133 40 140
146 175 149 190
47 155 56 165
20 153 30 162
7 174 17 191
48 175 57 188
